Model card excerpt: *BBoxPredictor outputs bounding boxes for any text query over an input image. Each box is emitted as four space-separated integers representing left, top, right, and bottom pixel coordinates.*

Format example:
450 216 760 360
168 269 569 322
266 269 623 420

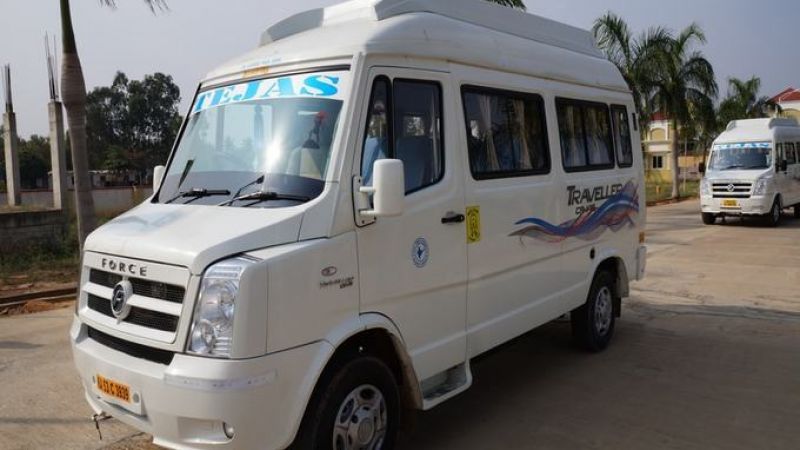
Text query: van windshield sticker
192 71 348 115
713 142 771 150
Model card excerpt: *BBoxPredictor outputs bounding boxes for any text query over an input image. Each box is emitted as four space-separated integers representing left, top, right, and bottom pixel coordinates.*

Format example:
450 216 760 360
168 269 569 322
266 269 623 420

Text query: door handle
441 213 465 224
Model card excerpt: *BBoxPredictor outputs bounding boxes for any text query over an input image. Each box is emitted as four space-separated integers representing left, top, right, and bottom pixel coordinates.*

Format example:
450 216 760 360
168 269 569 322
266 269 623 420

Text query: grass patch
646 180 700 203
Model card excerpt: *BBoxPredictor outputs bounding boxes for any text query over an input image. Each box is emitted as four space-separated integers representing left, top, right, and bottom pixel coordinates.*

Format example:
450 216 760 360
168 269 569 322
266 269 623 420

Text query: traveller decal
510 181 639 243
191 70 348 115
411 237 429 268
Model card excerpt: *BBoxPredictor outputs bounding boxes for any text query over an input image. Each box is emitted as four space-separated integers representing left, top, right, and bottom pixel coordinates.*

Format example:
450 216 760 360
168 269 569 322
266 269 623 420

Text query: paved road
1 200 799 449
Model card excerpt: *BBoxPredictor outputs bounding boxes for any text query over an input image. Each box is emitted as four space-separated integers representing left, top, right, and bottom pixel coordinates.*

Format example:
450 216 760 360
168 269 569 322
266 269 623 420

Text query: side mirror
360 159 405 217
153 165 166 190
698 162 705 174
780 160 788 173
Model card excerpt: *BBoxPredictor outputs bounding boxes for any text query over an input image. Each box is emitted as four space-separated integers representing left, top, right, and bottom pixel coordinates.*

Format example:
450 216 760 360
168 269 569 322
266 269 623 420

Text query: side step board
420 361 472 410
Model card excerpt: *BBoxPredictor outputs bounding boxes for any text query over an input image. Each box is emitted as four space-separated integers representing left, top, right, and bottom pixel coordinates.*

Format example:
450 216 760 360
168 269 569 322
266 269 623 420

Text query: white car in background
701 118 800 226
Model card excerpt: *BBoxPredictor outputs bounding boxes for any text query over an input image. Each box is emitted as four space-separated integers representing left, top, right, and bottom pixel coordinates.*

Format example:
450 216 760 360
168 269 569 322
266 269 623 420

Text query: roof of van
716 118 800 143
203 0 629 93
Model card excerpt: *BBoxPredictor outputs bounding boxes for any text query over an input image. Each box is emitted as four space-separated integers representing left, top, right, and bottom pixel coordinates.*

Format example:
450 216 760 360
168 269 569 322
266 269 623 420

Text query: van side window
556 99 615 171
360 77 444 193
361 77 391 186
786 142 797 164
393 80 444 193
461 87 550 179
611 105 633 168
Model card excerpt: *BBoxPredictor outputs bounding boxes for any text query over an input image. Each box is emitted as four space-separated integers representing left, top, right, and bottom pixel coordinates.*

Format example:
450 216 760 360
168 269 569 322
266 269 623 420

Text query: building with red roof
770 87 800 122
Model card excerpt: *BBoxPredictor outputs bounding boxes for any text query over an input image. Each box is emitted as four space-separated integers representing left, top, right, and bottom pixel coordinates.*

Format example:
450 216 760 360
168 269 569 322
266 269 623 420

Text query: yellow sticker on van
466 206 481 244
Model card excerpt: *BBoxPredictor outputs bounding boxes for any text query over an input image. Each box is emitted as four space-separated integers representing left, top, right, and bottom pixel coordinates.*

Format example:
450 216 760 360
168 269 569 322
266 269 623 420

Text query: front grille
87 294 179 332
712 182 752 199
89 269 185 304
87 327 174 365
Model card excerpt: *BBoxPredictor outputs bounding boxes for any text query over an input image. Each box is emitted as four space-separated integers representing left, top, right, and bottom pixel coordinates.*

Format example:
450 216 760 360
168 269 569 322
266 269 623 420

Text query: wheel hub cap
594 286 613 335
333 384 387 450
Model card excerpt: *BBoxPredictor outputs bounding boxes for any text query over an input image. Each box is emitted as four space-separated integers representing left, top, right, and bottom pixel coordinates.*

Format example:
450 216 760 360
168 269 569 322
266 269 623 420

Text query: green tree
486 0 526 9
649 24 718 199
593 13 672 132
59 0 166 248
18 135 51 189
717 76 779 128
86 71 181 175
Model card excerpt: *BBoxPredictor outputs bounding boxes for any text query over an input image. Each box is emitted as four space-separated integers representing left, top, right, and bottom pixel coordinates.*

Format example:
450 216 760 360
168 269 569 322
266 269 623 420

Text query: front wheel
764 198 782 227
701 212 716 225
794 204 800 219
571 270 617 352
292 356 400 450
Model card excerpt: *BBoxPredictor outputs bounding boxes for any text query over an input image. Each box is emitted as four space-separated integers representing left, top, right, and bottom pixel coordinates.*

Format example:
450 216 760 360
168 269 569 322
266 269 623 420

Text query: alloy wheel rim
333 384 387 450
594 286 613 335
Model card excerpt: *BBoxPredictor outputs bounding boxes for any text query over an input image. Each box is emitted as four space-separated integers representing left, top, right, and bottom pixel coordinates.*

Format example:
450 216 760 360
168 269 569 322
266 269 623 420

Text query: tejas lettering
192 71 345 115
567 184 623 215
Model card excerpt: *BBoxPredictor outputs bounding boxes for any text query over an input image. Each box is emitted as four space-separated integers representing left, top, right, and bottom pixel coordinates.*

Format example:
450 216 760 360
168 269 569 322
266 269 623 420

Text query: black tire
764 197 782 227
571 270 617 352
292 356 400 450
794 205 800 219
701 212 716 225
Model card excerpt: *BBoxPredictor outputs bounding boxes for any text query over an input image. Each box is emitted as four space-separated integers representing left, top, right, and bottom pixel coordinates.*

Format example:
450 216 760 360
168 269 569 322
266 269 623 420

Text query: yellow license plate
96 374 130 403
722 199 739 207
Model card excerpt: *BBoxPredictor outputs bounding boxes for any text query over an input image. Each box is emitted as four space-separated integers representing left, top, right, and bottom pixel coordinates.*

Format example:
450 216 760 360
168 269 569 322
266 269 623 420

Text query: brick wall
0 210 67 255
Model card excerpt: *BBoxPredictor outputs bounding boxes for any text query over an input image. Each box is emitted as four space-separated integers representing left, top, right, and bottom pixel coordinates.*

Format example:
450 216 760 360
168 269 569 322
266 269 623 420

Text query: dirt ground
1 199 799 450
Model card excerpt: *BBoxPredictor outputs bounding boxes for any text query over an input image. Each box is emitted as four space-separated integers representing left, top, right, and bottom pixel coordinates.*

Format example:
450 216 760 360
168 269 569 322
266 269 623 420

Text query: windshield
158 70 348 206
708 142 773 171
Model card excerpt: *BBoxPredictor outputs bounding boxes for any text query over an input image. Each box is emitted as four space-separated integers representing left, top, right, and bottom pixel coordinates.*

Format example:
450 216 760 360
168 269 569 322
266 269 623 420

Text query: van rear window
611 105 634 168
461 86 550 179
557 98 615 172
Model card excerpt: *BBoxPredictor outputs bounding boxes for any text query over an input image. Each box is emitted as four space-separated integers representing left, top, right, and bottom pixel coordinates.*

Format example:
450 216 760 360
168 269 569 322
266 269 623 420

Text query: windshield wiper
720 165 744 170
164 188 231 204
226 190 310 207
217 175 266 206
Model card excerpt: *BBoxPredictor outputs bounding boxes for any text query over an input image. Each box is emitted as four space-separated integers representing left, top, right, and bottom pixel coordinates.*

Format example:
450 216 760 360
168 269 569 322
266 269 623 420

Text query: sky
1 0 798 138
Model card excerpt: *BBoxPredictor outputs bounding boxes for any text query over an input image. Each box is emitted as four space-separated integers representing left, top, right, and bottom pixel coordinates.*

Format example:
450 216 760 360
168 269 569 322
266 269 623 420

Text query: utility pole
2 64 21 207
46 34 68 210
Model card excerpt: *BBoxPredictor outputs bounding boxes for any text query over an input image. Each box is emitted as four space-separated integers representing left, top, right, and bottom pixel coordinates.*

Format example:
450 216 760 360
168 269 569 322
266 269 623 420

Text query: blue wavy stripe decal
510 181 639 242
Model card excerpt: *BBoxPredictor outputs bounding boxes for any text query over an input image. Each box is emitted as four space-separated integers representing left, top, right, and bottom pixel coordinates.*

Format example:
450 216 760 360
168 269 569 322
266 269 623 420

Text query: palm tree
649 24 718 200
718 76 779 127
593 13 671 131
486 0 527 10
59 0 165 249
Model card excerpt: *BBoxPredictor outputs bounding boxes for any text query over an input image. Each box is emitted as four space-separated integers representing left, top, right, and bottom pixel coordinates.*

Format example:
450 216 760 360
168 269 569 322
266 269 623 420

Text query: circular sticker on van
412 237 429 268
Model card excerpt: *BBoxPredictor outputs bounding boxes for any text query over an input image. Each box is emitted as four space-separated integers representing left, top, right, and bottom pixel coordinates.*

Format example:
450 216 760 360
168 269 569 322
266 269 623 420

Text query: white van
70 1 647 448
700 118 800 226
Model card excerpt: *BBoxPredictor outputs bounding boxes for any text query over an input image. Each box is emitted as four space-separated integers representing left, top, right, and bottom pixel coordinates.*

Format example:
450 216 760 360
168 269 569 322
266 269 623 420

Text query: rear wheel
292 356 400 450
794 204 800 219
701 212 716 225
571 270 617 352
764 197 782 227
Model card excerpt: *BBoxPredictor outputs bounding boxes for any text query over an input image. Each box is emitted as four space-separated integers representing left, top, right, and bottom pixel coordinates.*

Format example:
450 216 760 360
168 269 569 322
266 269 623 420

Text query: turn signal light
639 232 646 243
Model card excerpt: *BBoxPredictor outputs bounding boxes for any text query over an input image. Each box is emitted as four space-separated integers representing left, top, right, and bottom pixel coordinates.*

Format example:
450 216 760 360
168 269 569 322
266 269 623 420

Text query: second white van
701 118 800 226
70 1 648 448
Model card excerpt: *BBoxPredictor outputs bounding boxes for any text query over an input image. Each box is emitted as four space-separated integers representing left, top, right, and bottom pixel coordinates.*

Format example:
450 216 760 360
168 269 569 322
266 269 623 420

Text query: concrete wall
3 186 153 216
0 209 67 255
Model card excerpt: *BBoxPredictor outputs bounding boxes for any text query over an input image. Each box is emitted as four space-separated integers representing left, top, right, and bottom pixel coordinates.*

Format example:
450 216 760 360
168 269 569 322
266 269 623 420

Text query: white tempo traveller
700 118 800 226
70 1 647 449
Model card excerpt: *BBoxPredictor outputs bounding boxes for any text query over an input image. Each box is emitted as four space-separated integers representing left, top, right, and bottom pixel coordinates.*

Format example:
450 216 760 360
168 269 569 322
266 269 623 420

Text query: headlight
700 179 711 196
188 257 254 358
753 178 771 196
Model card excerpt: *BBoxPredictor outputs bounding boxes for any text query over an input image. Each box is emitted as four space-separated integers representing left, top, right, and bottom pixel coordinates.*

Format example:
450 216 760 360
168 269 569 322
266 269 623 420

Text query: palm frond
484 0 527 11
99 0 168 13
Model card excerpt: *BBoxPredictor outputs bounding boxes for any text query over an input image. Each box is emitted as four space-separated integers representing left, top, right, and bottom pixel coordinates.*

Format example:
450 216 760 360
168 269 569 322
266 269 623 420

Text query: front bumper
700 195 773 216
71 317 331 450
